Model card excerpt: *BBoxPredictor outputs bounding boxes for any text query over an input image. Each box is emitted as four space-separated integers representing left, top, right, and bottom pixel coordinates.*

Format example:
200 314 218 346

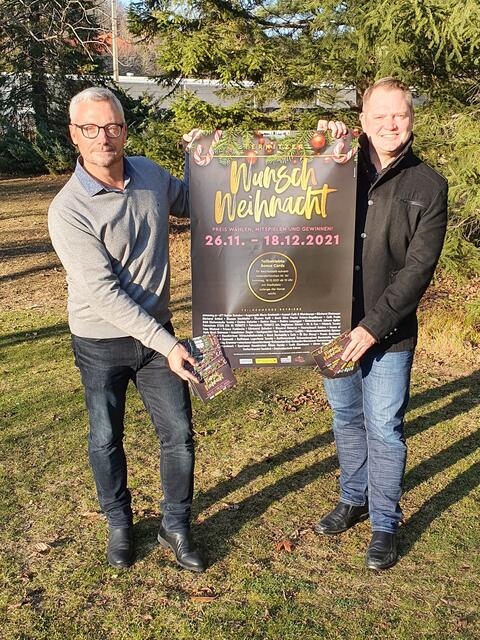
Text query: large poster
188 129 358 368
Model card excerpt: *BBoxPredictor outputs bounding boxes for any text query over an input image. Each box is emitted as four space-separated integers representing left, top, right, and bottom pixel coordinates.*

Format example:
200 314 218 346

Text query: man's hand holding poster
188 129 358 368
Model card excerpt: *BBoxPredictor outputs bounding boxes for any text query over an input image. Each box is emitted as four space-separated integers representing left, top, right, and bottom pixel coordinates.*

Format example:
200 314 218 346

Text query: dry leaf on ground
81 510 101 520
274 539 295 553
191 586 217 603
191 596 217 603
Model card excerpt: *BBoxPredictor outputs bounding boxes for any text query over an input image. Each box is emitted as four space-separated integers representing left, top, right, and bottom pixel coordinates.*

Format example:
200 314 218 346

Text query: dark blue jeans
323 350 414 533
72 330 194 531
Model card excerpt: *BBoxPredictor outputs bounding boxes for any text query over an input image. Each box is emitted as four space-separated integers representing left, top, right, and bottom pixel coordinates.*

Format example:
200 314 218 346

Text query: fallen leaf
81 510 101 520
32 542 50 554
191 596 217 603
270 388 328 412
275 539 295 553
190 586 217 602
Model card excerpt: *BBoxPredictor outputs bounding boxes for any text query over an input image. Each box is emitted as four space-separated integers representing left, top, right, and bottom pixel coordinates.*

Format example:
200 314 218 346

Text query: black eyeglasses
71 123 125 139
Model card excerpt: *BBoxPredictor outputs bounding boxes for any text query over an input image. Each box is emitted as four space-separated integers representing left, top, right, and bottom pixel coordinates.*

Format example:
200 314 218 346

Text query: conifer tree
128 0 480 106
0 0 106 132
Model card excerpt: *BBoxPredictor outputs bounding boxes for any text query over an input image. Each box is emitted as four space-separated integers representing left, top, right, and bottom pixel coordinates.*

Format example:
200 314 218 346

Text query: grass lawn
1 176 479 640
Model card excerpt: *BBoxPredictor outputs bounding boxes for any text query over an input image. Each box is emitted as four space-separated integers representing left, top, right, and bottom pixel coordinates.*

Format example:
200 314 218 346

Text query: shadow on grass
0 211 52 222
400 460 480 556
0 175 66 198
405 427 480 493
0 239 54 260
0 322 70 349
134 454 338 565
169 280 192 296
4 319 478 568
0 263 61 284
195 429 334 514
195 370 479 514
199 453 338 563
199 367 477 507
170 300 194 316
405 371 479 447
132 516 163 562
189 369 479 565
408 369 480 413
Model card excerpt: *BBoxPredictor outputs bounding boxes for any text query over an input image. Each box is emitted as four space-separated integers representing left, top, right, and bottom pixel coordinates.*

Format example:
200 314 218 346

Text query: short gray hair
69 87 125 121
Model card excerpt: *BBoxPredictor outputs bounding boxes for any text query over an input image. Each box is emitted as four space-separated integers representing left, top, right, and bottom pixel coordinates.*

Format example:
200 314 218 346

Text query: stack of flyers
311 331 359 378
182 334 237 402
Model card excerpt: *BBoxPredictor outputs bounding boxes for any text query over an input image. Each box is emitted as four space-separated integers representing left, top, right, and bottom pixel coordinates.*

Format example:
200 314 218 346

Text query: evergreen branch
203 0 310 29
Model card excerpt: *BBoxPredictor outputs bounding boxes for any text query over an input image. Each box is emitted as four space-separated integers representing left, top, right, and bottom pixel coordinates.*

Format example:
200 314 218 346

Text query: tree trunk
28 2 49 131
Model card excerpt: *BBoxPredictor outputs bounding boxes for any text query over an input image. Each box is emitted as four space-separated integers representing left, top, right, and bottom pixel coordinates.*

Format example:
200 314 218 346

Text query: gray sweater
48 156 189 356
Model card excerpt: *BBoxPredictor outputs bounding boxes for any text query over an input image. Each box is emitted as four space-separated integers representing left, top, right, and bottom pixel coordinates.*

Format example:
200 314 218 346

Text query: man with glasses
48 87 205 572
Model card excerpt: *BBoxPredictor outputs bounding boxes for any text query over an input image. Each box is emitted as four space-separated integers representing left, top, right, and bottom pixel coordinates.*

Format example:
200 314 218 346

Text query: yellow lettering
236 199 249 218
230 161 250 194
214 191 231 224
215 160 336 224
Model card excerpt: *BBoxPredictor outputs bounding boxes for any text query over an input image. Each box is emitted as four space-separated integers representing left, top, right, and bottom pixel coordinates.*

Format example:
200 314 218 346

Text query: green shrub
32 128 76 175
414 102 480 277
0 126 76 176
0 127 46 175
127 112 185 178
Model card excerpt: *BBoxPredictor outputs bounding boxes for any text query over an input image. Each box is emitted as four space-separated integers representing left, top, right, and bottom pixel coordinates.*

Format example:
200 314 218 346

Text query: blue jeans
323 350 414 533
72 331 194 531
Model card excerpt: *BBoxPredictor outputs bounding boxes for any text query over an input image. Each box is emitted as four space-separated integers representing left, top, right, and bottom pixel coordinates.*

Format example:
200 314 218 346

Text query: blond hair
362 78 413 112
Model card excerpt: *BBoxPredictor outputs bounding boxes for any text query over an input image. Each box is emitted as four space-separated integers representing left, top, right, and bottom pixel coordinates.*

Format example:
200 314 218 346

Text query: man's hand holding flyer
311 331 359 378
182 334 237 402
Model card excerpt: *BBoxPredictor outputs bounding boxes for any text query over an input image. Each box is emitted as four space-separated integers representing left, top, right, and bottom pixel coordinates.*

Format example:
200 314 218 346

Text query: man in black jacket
314 78 448 569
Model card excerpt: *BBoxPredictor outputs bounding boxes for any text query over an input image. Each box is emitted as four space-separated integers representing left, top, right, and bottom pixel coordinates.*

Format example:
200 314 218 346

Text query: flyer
182 334 237 402
311 331 359 378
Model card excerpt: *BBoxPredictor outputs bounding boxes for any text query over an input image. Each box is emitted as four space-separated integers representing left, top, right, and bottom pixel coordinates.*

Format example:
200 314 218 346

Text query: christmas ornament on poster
183 128 360 167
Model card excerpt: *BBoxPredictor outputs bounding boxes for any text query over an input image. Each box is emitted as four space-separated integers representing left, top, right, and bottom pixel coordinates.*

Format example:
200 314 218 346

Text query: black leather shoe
314 501 369 535
107 526 134 568
365 532 398 570
157 525 205 573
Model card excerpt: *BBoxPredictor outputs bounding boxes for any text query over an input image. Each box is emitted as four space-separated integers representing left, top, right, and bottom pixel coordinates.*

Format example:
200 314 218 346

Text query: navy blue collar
75 156 132 196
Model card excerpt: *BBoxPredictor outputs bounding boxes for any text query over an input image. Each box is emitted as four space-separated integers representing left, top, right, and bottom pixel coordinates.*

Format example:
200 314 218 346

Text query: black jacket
352 134 448 353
